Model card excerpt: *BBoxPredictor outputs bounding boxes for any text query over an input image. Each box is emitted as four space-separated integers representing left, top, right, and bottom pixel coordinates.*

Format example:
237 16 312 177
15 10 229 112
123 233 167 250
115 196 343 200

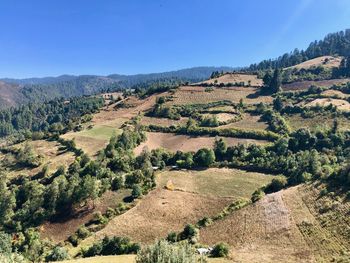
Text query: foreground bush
82 236 140 257
211 242 229 257
136 240 202 263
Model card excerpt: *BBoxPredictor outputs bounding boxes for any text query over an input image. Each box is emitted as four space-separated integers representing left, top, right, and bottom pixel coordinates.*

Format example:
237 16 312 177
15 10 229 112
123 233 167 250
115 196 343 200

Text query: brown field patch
140 116 188 127
305 98 350 111
167 86 272 105
90 188 233 244
40 189 131 243
5 140 75 178
215 113 237 122
321 89 349 99
282 78 350 91
134 132 268 155
200 188 315 263
200 73 263 87
216 113 268 131
286 56 342 70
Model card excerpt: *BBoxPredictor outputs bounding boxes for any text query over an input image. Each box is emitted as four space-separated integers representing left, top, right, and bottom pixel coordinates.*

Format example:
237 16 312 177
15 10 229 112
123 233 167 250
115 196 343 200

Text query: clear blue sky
0 0 350 78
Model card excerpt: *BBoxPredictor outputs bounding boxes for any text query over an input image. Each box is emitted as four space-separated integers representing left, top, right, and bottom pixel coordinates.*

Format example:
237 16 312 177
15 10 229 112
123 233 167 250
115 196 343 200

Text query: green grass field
77 125 121 140
157 168 275 199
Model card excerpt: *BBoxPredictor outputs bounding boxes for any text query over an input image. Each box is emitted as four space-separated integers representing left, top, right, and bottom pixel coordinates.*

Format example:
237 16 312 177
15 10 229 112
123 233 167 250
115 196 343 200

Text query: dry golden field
134 132 269 155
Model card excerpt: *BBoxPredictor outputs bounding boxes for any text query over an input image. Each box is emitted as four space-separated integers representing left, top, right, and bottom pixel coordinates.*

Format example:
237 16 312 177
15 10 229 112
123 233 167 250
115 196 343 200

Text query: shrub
194 148 215 167
76 225 91 239
179 224 199 243
166 232 178 243
132 184 142 199
45 246 69 262
211 242 229 257
251 189 265 203
83 236 140 257
265 176 288 193
136 240 199 263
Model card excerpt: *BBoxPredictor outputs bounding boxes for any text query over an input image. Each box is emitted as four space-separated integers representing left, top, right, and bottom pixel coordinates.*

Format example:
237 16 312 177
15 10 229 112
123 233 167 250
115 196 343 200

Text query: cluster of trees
333 56 350 78
0 121 152 258
261 110 290 134
148 97 180 120
262 69 282 94
133 79 183 99
82 236 140 257
200 115 219 127
249 29 350 70
0 96 104 138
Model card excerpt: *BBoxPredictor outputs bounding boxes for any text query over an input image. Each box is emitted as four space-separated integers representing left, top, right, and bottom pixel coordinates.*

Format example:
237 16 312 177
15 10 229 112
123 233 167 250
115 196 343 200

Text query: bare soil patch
134 132 268 155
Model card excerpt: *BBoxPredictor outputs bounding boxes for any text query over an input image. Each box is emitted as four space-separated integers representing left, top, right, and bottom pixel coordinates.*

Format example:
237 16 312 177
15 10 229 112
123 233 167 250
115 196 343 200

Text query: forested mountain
248 29 350 70
0 66 234 109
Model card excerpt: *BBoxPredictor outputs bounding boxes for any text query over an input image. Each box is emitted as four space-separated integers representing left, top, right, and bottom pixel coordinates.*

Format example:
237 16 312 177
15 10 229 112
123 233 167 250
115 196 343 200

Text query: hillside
1 29 350 263
0 67 235 109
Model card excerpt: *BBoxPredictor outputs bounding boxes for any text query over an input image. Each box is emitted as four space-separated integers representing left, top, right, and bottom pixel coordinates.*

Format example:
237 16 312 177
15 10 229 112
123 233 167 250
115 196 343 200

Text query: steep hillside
200 183 350 263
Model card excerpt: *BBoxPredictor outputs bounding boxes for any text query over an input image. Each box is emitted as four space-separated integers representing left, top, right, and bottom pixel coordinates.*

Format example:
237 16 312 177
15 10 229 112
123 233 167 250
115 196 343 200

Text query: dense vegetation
249 29 350 70
0 96 104 140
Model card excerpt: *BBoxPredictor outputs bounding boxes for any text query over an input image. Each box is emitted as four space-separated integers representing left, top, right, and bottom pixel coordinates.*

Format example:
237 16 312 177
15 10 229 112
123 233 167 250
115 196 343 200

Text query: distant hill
0 66 236 109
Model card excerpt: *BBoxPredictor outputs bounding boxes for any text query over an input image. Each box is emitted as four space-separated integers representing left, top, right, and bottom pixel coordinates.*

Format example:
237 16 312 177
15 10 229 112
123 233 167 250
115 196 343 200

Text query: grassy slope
156 168 274 198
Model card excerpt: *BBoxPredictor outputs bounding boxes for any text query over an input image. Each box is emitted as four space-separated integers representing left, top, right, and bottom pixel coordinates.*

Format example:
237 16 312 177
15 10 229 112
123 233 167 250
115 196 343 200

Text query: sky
0 0 350 78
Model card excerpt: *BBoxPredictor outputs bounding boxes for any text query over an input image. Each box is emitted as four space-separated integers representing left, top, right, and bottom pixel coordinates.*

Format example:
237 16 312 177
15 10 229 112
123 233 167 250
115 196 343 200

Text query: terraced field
216 113 268 131
200 73 263 87
134 132 269 155
167 86 272 105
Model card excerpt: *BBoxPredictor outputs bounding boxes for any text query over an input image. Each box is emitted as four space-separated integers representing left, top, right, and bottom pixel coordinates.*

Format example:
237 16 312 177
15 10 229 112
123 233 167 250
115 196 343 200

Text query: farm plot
285 56 342 70
305 98 350 111
134 132 269 155
3 139 75 178
321 89 349 99
216 113 268 131
166 86 272 105
285 113 350 132
61 125 121 157
200 73 263 87
282 78 350 91
156 168 274 198
140 116 188 127
290 184 350 262
86 188 233 244
40 189 131 243
200 188 315 263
